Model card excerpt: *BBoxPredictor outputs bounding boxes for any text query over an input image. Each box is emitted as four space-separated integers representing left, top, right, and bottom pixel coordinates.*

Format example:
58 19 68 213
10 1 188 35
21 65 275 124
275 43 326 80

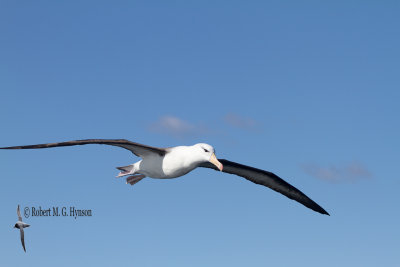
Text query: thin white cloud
301 162 372 183
148 115 207 138
223 113 258 130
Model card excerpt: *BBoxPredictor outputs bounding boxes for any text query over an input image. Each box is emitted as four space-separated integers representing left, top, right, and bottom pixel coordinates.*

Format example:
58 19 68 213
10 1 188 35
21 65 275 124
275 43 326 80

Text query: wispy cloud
223 113 259 130
148 113 260 139
301 162 372 183
148 115 207 138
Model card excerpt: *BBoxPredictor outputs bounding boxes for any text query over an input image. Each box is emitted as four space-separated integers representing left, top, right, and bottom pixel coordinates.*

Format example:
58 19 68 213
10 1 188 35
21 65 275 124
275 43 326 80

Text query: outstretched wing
20 228 26 252
200 159 329 215
17 205 22 221
0 139 166 158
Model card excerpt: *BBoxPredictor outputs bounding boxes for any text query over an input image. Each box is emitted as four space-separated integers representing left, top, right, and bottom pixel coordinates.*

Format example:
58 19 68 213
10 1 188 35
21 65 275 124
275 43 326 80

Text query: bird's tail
116 164 135 177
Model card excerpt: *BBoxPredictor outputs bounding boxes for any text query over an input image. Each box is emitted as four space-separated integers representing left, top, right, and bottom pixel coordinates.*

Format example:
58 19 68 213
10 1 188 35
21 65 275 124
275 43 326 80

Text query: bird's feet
126 175 145 186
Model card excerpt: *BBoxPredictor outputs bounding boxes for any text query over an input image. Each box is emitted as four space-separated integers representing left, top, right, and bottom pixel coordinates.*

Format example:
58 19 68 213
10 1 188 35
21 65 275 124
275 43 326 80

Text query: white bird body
129 144 215 179
15 221 30 228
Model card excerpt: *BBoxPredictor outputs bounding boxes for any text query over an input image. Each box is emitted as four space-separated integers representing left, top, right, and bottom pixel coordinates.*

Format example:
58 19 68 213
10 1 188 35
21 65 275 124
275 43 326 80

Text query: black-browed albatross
1 139 329 215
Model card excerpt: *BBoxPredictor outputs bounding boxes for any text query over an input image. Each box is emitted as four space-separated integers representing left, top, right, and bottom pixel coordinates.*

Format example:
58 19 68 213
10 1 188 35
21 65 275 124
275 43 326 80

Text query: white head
192 143 223 171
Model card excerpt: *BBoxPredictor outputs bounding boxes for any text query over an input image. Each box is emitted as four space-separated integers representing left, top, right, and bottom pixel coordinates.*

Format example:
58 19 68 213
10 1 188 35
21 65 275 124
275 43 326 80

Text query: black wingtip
322 210 330 216
0 146 24 149
308 200 330 215
316 207 330 216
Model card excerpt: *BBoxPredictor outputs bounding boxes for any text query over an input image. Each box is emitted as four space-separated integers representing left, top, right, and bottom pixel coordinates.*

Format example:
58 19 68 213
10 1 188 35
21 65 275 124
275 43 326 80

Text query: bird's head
193 143 223 171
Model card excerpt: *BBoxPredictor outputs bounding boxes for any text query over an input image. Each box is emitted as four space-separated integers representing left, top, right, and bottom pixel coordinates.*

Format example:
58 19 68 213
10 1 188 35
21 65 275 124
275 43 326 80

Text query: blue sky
1 1 399 266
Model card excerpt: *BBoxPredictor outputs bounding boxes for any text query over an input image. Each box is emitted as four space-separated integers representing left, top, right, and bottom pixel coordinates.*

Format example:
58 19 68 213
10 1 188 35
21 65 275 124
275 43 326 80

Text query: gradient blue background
1 1 399 266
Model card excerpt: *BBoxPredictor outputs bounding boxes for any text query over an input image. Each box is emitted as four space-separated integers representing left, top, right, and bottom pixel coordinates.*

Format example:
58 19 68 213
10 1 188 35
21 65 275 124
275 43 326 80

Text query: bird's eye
203 148 209 153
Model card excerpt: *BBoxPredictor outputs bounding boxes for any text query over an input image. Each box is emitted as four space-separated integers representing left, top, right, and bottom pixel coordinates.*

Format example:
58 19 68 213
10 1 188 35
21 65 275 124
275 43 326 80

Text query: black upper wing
0 139 166 158
200 159 329 215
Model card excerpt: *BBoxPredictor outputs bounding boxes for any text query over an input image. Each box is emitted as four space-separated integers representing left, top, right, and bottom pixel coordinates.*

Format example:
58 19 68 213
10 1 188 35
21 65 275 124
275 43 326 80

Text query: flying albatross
14 205 30 252
1 139 329 215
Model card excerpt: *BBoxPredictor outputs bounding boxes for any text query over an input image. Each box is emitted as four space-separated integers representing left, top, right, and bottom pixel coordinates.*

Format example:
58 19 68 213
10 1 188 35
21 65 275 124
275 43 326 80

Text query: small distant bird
14 205 30 252
1 139 329 215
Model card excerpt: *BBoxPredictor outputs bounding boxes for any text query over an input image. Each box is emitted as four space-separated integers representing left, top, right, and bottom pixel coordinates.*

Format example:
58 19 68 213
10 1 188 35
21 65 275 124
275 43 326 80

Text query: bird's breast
161 151 198 178
139 148 199 179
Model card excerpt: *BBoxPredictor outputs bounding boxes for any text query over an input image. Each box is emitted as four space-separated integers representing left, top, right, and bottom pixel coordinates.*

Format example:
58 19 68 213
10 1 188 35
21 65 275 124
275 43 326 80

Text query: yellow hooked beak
209 153 223 171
